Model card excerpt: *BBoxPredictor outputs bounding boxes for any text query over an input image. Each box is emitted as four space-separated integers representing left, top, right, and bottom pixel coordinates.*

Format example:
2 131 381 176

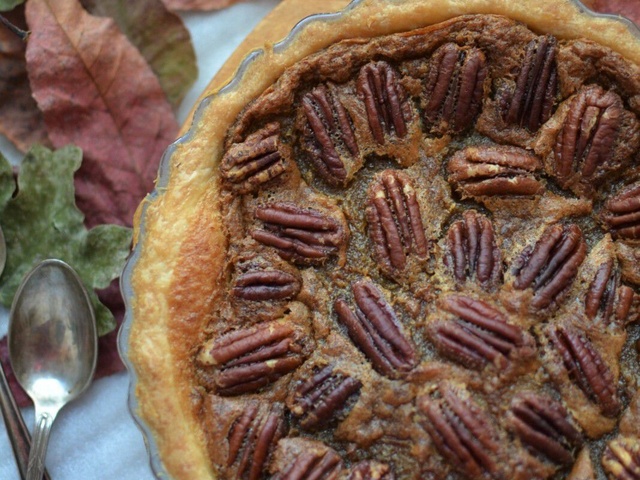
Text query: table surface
0 1 279 478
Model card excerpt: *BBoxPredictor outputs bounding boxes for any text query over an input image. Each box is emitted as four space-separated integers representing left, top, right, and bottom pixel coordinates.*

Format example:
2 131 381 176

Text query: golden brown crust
127 1 640 479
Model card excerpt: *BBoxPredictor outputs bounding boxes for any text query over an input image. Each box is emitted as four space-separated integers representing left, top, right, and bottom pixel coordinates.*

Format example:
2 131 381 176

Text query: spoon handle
26 410 56 480
0 362 51 480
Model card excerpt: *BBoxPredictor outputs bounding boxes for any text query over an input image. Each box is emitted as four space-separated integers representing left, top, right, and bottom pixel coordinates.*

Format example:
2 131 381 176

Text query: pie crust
121 1 640 479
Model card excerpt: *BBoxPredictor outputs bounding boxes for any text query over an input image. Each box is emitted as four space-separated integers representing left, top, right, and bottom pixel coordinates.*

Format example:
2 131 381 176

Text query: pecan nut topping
603 182 640 240
423 42 487 134
366 170 429 276
198 320 307 395
347 461 395 480
289 364 362 430
448 145 544 197
510 392 582 465
227 403 286 480
418 384 500 478
602 437 640 480
513 223 587 309
357 61 412 144
430 294 531 370
251 202 347 265
233 269 301 302
584 258 634 325
445 210 501 290
548 325 621 417
272 441 343 480
334 280 417 379
553 86 639 193
221 123 289 193
302 84 360 186
503 35 557 131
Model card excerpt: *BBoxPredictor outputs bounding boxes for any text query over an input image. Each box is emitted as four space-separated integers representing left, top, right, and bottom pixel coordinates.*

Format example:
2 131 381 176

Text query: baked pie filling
129 7 640 480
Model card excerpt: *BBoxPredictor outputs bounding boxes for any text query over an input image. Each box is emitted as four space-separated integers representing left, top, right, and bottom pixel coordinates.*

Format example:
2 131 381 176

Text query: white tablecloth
0 1 279 478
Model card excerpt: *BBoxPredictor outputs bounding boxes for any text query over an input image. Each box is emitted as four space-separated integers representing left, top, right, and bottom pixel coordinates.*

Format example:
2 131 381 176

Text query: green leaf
0 0 24 13
0 151 14 209
80 0 197 109
0 145 132 336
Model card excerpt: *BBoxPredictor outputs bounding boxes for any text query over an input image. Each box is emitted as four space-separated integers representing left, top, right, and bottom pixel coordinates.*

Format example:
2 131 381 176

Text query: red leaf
0 6 51 153
24 0 179 228
0 338 29 407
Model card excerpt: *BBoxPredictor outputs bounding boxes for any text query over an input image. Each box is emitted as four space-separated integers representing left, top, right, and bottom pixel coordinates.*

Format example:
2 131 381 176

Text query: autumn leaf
0 6 50 152
80 0 197 110
0 147 13 205
24 0 179 229
160 0 244 11
0 0 22 13
0 145 132 336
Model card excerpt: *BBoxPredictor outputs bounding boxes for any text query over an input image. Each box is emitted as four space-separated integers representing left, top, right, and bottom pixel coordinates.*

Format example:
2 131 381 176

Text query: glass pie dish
119 0 640 479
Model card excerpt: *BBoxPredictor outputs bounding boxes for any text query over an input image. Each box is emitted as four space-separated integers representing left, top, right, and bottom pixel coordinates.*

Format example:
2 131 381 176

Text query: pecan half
548 325 621 417
366 170 429 276
334 280 417 379
302 84 359 185
584 258 634 325
419 384 500 478
233 269 301 302
274 445 343 480
423 43 487 134
503 35 557 131
290 365 362 430
513 224 587 309
603 183 640 240
198 320 307 395
431 294 529 370
602 437 640 480
448 145 544 197
251 202 346 265
357 61 412 144
510 392 582 465
347 461 395 480
221 123 288 193
554 86 631 190
445 210 501 290
227 403 286 480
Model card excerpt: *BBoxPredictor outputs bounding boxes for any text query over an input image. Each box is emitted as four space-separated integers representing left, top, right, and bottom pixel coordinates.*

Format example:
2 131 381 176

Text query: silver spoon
0 225 51 480
8 259 97 480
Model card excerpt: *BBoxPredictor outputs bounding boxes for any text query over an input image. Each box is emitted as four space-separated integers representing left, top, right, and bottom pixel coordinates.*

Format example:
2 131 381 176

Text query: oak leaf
80 0 197 109
0 0 22 12
24 0 179 228
0 6 50 152
0 145 132 336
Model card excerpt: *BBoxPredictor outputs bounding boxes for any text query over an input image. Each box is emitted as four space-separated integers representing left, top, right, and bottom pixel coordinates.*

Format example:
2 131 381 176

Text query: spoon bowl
8 259 97 480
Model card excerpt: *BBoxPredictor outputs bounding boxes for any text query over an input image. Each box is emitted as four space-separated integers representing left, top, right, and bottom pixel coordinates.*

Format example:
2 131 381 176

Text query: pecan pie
124 0 640 479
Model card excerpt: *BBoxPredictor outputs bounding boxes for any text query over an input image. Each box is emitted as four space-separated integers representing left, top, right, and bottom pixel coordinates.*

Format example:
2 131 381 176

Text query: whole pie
123 0 640 479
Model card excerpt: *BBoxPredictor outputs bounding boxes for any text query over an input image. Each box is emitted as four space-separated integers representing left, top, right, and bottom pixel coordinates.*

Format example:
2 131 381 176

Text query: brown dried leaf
0 6 50 152
24 0 179 228
80 0 197 109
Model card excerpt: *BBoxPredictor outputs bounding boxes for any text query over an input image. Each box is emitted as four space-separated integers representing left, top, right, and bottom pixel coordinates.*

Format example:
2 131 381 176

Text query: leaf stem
0 14 30 42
